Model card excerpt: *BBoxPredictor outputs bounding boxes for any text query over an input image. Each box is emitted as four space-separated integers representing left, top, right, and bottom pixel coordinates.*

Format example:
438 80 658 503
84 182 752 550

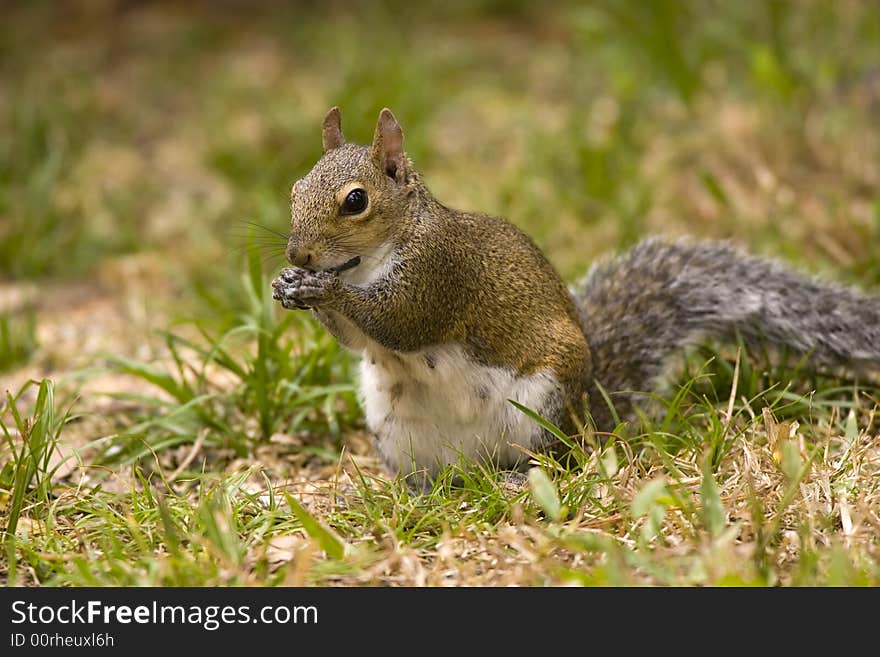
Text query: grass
97 249 359 468
1 0 880 586
0 310 38 373
4 359 878 585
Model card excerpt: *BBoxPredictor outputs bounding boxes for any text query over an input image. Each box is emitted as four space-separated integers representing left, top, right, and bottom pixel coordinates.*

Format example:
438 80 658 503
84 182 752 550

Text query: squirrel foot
272 267 337 309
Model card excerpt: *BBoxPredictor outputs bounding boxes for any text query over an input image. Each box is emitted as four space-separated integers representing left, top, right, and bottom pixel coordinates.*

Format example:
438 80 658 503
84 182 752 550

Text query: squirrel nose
286 244 315 269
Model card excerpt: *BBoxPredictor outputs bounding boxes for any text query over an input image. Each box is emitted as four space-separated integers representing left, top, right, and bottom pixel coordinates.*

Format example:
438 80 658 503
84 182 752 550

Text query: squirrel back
273 107 880 480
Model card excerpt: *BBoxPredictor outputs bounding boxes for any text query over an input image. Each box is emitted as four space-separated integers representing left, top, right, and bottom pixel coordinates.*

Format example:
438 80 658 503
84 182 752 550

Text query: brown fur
275 107 880 453
278 107 592 436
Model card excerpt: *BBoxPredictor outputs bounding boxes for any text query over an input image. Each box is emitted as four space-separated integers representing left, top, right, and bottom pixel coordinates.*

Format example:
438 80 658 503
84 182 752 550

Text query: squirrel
272 107 880 483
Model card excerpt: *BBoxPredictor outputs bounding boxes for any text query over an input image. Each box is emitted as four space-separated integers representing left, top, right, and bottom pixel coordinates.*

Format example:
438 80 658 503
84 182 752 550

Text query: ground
2 1 880 586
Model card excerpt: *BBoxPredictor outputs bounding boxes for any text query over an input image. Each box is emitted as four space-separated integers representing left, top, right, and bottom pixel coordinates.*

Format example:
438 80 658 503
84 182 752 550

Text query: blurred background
1 0 879 397
2 0 880 587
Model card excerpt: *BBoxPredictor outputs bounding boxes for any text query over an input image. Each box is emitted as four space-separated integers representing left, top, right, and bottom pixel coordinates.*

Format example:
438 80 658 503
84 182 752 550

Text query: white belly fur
359 343 559 478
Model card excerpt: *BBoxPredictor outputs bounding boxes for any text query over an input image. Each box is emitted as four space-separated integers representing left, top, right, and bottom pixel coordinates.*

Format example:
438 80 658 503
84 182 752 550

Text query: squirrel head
286 107 413 273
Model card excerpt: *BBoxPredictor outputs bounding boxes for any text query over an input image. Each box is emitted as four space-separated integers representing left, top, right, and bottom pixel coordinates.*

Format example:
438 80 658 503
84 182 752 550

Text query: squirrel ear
322 106 345 152
371 108 404 180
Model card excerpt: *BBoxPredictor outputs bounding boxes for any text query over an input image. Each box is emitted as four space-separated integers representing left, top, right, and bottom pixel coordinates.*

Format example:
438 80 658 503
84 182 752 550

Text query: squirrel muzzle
285 241 317 269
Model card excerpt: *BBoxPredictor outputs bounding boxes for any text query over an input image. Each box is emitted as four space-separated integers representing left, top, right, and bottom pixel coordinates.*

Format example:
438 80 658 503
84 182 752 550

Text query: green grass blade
284 492 347 560
508 399 574 447
110 355 194 404
700 451 725 538
528 467 563 522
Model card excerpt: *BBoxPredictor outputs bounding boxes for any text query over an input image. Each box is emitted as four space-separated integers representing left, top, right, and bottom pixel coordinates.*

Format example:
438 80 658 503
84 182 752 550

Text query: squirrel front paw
272 267 338 309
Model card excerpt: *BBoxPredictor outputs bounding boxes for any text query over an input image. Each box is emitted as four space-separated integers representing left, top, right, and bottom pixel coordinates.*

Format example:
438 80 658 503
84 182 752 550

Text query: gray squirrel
272 107 880 482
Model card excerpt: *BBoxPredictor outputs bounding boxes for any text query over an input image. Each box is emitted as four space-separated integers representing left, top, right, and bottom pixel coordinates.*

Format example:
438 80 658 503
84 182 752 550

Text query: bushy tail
577 238 880 429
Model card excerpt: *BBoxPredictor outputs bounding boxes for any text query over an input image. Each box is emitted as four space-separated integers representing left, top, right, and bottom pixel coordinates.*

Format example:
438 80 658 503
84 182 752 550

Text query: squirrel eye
341 188 368 215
